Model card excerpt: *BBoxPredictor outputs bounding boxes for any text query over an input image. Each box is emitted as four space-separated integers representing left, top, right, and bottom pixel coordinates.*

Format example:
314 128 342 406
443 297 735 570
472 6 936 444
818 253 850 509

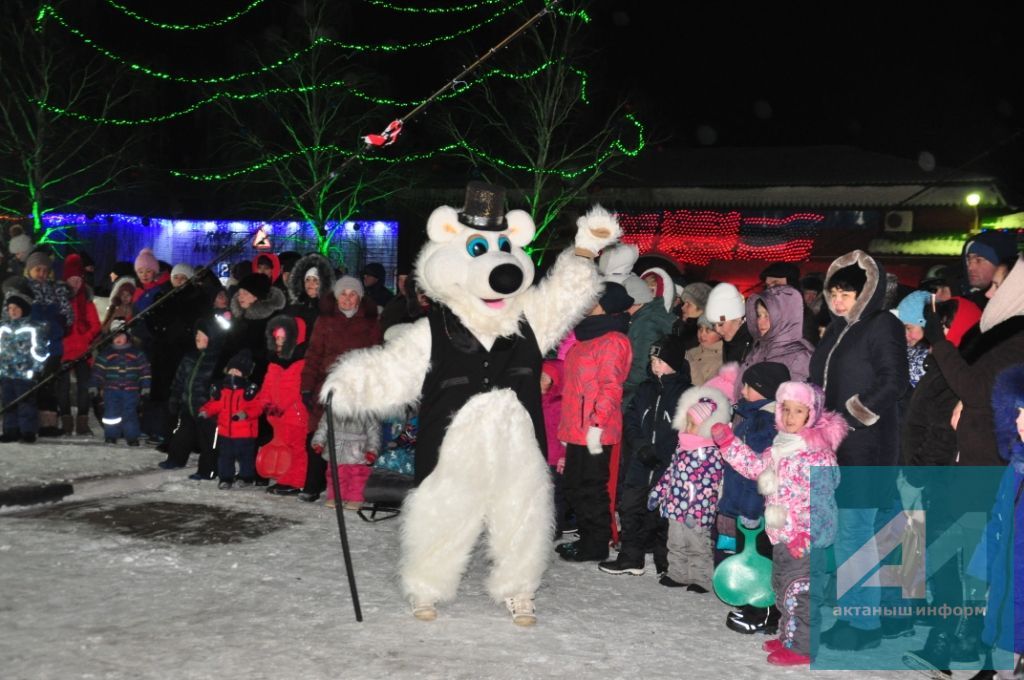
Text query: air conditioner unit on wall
884 210 913 233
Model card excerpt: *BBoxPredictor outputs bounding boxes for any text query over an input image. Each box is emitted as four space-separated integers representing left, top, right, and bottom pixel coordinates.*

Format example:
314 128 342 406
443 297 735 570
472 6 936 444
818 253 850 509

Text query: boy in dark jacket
0 291 50 443
718 361 789 635
199 350 262 489
599 334 691 577
90 321 151 445
159 319 223 477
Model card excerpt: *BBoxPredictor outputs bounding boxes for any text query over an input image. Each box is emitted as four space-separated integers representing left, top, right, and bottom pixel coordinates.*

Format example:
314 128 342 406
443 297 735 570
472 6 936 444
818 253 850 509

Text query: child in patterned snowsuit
648 383 731 593
90 321 151 445
713 381 845 666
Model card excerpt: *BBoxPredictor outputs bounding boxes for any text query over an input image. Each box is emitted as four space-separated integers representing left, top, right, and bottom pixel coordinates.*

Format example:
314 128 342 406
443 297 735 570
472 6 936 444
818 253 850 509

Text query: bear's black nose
489 264 523 295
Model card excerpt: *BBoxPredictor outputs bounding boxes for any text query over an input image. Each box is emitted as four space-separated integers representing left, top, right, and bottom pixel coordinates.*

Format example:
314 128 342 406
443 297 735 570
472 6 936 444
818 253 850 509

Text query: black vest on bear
416 305 546 484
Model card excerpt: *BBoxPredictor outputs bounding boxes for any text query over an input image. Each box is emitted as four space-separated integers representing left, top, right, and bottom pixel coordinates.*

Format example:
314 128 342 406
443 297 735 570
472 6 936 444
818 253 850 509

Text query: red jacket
62 291 101 362
199 379 262 438
558 327 632 445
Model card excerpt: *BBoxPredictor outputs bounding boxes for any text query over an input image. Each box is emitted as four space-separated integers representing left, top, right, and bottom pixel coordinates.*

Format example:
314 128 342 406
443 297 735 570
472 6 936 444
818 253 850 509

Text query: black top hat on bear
457 181 506 230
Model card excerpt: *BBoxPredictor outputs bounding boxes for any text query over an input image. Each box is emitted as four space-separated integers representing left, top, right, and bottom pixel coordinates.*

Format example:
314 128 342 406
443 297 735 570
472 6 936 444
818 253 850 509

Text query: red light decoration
618 210 824 265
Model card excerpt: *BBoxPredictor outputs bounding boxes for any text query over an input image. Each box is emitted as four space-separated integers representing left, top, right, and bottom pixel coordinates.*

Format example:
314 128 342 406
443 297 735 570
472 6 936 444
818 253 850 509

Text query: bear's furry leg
483 437 553 602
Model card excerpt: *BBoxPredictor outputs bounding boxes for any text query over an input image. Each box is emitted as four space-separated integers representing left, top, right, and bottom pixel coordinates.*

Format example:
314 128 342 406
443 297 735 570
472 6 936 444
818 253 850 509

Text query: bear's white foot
411 600 437 621
504 594 537 627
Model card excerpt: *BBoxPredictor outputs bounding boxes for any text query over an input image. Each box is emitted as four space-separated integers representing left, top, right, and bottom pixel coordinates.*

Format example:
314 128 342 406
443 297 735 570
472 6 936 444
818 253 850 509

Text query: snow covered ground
0 436 972 679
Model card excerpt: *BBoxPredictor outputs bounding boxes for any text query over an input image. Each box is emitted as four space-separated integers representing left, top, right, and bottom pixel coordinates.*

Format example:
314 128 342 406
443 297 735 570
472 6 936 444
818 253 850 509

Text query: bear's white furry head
415 204 537 338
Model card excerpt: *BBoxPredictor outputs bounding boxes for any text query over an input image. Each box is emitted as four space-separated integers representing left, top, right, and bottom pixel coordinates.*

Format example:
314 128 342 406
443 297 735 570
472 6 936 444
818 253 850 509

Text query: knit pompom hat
134 248 159 273
62 253 84 281
8 234 33 257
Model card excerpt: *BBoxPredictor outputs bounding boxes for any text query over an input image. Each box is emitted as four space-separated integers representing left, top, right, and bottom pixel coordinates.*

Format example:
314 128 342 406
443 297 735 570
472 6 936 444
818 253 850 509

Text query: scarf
677 432 714 451
575 313 630 341
70 286 91 334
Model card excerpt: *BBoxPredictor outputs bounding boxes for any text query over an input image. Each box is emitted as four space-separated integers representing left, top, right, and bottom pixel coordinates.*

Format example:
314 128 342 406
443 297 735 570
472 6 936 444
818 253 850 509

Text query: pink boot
762 638 784 653
767 648 810 666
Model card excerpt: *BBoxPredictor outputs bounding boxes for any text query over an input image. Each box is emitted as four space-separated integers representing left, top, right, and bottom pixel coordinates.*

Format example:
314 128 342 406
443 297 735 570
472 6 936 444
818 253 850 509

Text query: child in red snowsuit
199 349 263 489
254 315 309 495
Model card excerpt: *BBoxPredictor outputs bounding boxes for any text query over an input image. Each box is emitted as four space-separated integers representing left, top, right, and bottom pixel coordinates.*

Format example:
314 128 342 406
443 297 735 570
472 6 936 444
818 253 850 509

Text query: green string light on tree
102 0 267 31
34 59 584 125
169 113 645 181
36 1 525 84
361 0 506 13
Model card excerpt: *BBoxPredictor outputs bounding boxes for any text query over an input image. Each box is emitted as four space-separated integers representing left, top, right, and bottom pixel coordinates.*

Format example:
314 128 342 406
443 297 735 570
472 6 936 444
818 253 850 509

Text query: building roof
591 145 1007 209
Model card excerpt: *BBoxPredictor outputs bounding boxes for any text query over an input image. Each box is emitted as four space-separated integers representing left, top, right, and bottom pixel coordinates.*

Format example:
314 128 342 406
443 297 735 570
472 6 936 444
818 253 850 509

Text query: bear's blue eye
498 236 511 253
466 237 489 257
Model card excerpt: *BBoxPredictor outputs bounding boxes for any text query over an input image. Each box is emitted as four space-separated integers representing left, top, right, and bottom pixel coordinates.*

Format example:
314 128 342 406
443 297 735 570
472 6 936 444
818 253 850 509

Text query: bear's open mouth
482 299 506 309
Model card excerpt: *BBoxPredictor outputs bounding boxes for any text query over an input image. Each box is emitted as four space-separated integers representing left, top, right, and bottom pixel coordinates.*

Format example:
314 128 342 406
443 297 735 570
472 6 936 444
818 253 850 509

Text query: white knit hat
705 282 745 322
171 263 194 279
333 275 364 298
304 267 319 280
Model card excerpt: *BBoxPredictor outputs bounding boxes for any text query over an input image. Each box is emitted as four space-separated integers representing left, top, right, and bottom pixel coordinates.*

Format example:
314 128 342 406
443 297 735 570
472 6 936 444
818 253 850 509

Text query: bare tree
444 4 644 262
213 1 406 263
0 1 137 243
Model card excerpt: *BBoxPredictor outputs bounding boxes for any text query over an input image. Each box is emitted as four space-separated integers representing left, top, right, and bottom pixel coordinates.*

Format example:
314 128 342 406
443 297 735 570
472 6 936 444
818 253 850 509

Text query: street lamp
965 192 982 231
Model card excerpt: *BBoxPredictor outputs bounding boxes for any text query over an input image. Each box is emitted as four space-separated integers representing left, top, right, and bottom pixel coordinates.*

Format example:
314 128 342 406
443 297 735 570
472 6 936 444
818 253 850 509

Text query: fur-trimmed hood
992 363 1024 463
286 253 336 305
251 251 282 283
230 286 286 321
640 266 675 313
672 384 733 438
745 284 805 345
265 313 307 361
980 254 1024 333
791 408 849 454
824 249 886 325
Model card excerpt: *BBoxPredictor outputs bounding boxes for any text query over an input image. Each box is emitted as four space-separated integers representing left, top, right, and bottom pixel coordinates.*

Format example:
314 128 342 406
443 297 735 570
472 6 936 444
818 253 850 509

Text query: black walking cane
324 390 363 622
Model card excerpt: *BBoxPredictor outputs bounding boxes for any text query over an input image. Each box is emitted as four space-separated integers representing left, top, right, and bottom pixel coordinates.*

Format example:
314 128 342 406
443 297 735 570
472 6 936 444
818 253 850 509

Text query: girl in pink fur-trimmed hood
712 381 846 667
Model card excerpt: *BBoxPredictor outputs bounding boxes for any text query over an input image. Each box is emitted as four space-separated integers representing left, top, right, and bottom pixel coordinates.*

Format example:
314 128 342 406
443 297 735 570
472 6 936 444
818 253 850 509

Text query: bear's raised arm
521 249 603 354
318 317 431 417
522 205 621 354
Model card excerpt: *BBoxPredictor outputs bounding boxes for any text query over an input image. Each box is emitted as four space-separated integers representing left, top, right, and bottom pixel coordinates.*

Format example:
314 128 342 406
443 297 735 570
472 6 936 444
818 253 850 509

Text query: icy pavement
0 436 953 679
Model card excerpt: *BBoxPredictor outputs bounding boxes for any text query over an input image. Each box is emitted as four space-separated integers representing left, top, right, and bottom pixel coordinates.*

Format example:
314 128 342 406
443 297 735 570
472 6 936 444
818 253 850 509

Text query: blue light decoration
39 213 400 287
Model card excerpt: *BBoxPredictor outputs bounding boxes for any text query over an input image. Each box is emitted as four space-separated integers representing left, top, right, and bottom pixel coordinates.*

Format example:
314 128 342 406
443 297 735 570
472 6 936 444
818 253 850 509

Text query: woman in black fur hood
284 253 336 335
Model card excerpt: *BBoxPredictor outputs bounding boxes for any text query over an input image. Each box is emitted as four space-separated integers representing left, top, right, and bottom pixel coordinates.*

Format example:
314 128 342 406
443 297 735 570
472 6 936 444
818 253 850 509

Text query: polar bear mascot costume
319 181 620 626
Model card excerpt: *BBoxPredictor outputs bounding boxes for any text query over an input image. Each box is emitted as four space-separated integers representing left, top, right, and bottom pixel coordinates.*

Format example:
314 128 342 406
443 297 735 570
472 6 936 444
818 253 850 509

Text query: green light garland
169 113 645 182
360 0 590 22
34 59 583 125
102 0 267 31
361 0 506 13
36 2 525 84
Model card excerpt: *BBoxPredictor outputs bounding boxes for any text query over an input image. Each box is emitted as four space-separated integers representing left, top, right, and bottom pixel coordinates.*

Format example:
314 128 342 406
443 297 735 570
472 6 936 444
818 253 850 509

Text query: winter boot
763 638 784 653
598 554 645 576
767 648 811 666
903 627 953 677
504 594 537 627
75 414 93 436
822 620 882 650
61 415 74 436
38 411 63 437
727 605 780 635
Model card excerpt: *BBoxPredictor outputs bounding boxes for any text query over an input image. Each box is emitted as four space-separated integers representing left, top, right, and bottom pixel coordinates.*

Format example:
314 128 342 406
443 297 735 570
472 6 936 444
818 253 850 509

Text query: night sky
23 1 1024 207
601 3 1022 194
